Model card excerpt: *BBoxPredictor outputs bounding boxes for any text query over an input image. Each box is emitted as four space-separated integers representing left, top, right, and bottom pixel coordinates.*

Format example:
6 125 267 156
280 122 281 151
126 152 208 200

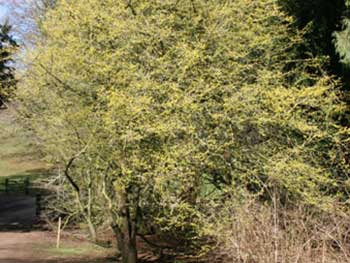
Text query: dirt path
0 195 53 262
0 231 116 263
0 195 51 262
0 195 115 263
0 231 51 263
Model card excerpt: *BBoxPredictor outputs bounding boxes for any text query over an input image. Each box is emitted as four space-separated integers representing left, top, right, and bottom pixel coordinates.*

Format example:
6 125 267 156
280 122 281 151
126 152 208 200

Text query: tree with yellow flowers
17 1 349 262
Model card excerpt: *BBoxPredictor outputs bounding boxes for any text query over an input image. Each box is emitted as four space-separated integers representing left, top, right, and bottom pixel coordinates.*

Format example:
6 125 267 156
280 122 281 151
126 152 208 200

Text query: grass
34 241 114 260
47 247 87 256
0 107 48 178
44 246 102 256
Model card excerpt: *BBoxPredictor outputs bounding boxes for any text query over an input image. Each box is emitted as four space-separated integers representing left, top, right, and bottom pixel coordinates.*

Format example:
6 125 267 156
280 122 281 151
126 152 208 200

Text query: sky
0 1 33 44
0 1 29 24
0 4 9 22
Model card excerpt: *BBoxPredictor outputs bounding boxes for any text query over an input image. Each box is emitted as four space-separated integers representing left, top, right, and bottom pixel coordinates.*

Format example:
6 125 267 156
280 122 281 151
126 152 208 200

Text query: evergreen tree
0 19 17 108
280 0 345 75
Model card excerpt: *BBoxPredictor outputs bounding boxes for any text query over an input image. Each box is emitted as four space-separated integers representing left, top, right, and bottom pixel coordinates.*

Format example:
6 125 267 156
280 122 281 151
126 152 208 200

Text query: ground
0 193 116 263
0 231 114 263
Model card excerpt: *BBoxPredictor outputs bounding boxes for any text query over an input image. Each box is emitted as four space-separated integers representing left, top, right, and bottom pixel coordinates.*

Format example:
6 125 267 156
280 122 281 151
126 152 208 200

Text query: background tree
0 19 17 108
333 1 350 71
280 0 346 78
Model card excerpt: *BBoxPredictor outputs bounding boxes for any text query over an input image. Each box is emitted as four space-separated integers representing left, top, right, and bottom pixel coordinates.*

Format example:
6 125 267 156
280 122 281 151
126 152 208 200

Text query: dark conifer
0 19 17 108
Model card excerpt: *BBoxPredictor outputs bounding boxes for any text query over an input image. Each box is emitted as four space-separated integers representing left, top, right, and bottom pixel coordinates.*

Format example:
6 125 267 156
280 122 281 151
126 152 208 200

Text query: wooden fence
0 177 32 194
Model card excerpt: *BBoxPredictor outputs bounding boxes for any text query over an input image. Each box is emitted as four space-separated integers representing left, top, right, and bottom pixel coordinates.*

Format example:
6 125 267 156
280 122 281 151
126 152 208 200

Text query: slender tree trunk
75 191 97 242
63 154 97 242
86 216 97 242
86 170 97 242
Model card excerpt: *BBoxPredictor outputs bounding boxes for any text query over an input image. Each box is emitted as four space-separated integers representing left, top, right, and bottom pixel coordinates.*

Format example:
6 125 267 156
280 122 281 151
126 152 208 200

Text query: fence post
56 217 62 249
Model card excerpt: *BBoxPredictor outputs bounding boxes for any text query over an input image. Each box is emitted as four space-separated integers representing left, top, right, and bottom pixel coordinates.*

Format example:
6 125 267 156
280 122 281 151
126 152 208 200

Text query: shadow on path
0 194 37 231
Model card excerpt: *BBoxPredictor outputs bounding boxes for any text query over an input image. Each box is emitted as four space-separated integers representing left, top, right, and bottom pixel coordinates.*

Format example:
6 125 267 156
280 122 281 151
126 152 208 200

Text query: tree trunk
86 217 97 242
111 192 138 263
86 170 97 242
102 172 139 263
112 219 137 263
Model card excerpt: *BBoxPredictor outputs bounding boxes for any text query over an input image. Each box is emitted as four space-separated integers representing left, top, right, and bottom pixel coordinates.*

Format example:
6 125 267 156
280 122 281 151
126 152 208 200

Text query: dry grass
208 201 350 263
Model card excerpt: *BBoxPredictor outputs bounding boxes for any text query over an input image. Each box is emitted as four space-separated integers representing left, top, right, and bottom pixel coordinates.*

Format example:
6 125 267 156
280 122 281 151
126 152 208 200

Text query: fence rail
0 177 32 194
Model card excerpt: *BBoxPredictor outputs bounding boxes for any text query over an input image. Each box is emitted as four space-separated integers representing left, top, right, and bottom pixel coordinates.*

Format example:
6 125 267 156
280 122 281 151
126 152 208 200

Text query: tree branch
125 0 137 16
